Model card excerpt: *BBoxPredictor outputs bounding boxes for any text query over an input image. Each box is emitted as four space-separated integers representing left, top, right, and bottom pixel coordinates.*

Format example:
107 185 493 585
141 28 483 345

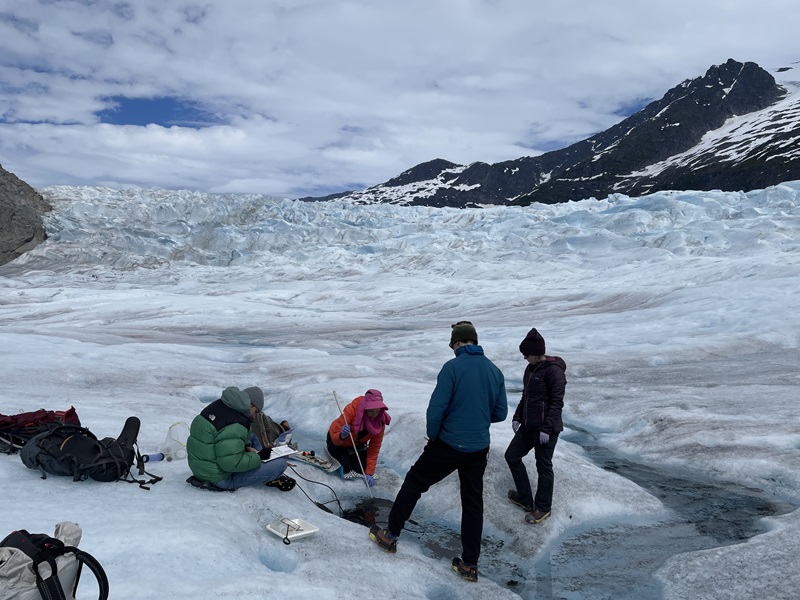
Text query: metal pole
332 390 373 498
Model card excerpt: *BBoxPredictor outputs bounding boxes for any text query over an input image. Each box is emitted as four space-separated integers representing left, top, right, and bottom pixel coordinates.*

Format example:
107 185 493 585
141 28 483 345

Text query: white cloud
0 0 798 197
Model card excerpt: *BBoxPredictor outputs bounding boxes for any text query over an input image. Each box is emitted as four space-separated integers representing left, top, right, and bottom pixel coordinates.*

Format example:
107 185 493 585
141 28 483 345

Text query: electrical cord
288 464 344 515
285 464 424 534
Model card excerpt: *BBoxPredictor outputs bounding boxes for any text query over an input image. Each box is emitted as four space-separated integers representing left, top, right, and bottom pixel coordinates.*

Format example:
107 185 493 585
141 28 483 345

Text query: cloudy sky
0 0 797 199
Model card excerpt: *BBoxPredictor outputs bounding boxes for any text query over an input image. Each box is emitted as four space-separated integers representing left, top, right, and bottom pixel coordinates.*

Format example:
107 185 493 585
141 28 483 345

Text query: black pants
504 425 558 512
388 437 489 566
326 434 367 474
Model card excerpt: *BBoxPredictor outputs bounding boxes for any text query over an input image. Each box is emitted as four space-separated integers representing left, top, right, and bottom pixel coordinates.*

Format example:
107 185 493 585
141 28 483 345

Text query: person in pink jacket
327 389 390 486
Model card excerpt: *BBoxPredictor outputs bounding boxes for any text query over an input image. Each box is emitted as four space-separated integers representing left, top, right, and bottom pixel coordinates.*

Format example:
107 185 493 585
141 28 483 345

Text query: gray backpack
0 522 108 600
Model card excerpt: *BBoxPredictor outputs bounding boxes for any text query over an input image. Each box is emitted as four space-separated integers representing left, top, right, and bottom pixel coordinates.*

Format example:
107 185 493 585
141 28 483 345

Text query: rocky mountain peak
304 59 797 208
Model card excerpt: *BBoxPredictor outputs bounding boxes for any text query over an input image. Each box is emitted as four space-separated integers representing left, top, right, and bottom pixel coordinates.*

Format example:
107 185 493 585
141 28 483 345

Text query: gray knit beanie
243 386 265 411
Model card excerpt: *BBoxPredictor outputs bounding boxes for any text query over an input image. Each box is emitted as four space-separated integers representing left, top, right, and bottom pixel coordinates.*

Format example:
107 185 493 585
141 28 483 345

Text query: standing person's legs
505 427 536 507
457 447 489 566
214 457 289 490
388 438 459 536
533 434 558 512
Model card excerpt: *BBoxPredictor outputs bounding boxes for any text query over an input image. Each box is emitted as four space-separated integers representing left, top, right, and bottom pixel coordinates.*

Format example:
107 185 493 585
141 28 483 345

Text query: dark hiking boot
525 508 551 524
186 476 232 492
508 490 533 512
451 557 478 582
369 525 398 553
265 474 296 492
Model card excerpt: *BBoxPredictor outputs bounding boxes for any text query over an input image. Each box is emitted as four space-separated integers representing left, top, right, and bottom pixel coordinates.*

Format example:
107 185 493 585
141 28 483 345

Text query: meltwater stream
529 426 795 599
340 426 794 600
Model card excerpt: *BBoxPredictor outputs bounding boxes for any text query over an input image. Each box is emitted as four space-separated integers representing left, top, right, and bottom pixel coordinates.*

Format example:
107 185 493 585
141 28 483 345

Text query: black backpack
0 522 109 600
20 417 162 490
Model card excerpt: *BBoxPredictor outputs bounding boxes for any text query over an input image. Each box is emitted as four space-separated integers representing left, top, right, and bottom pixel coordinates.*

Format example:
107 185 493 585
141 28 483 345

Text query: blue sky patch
96 96 226 128
613 97 652 117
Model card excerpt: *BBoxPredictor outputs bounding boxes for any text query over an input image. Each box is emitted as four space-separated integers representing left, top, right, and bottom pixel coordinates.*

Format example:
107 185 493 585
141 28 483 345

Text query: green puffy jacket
187 387 261 483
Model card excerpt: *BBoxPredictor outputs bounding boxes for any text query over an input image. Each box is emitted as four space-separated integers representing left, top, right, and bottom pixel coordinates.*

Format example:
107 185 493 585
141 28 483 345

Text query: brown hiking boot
369 525 398 553
508 489 533 512
525 509 551 524
451 557 478 582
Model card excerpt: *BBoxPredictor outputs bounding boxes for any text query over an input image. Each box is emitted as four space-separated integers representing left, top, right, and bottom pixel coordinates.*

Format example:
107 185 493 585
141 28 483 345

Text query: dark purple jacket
512 356 566 435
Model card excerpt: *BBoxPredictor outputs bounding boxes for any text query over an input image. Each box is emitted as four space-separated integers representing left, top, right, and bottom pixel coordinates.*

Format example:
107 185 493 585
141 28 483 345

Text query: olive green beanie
450 321 478 347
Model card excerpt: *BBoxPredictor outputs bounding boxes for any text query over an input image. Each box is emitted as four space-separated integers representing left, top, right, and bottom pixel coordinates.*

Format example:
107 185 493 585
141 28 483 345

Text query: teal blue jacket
426 345 508 452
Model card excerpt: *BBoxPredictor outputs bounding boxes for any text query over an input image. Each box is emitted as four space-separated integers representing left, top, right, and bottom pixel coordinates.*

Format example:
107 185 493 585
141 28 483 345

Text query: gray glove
512 421 521 433
539 431 550 445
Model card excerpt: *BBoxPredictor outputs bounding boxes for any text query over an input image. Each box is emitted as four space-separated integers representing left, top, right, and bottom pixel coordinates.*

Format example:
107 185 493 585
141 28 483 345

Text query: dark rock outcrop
0 165 51 266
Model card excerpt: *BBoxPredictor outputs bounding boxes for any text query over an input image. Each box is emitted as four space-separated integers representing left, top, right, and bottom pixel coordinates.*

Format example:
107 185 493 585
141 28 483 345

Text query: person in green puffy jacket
187 386 295 491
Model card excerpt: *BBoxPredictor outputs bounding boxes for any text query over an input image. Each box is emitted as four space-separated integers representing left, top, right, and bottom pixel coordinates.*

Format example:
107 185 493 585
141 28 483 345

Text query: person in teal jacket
187 386 295 491
369 321 507 583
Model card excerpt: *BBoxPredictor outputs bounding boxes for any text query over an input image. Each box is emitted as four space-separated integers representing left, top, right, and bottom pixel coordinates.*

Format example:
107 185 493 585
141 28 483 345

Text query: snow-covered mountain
304 59 800 207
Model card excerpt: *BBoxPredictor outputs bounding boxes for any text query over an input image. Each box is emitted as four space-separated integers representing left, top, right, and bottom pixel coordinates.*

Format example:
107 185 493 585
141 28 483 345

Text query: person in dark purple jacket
505 327 567 524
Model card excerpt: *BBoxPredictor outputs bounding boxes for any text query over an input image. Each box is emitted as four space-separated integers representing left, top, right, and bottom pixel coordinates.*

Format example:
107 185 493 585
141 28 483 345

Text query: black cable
288 464 344 515
284 465 423 534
